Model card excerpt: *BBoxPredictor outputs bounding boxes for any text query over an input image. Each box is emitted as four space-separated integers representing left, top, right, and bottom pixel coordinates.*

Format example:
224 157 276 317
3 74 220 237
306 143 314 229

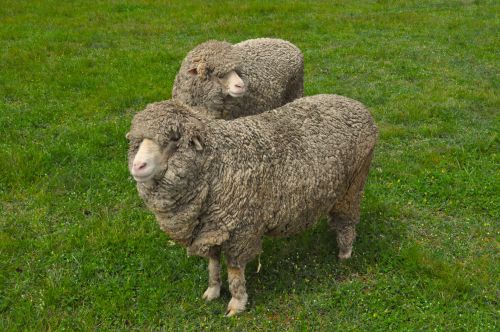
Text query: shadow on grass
237 195 408 306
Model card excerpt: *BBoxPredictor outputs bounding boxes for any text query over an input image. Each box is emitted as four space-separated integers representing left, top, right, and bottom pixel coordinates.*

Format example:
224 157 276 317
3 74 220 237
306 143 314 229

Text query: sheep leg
225 265 247 317
329 151 374 260
202 247 221 301
330 220 357 260
329 181 362 260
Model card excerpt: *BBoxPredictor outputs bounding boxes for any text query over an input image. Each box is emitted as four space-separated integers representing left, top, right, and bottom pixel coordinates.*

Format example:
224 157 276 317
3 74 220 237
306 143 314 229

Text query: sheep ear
188 62 207 79
192 136 203 151
125 132 131 140
197 62 207 79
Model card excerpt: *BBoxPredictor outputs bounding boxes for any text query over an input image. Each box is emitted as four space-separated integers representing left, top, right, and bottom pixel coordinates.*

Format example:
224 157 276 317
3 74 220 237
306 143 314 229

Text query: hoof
338 248 352 260
225 295 247 317
225 308 240 317
202 285 220 301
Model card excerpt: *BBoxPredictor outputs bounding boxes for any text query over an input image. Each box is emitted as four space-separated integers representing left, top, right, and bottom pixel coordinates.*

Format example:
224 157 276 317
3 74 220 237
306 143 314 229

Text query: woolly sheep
172 38 304 119
127 95 378 316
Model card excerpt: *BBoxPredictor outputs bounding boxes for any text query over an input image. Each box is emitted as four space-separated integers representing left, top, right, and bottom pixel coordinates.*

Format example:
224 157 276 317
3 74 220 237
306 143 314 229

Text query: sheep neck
136 153 209 246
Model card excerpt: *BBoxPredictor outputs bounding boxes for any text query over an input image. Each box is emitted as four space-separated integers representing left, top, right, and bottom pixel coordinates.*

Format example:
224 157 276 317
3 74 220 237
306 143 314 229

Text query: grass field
1 0 498 330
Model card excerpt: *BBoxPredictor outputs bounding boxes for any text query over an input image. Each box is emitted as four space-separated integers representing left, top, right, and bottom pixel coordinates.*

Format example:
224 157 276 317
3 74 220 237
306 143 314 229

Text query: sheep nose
133 161 147 172
235 82 244 88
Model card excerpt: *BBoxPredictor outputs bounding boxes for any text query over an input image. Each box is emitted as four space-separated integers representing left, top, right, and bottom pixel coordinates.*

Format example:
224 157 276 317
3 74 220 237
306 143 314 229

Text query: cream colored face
129 138 179 184
129 138 163 183
188 65 246 98
219 71 246 97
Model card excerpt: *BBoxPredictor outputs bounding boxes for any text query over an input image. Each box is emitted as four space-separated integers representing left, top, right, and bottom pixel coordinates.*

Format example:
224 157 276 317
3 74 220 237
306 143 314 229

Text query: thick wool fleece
128 95 378 267
172 38 304 119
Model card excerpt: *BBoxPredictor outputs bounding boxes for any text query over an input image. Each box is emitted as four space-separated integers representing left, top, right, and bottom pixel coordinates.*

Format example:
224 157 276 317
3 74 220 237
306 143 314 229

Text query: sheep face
222 71 246 97
127 135 201 187
128 138 176 184
188 66 246 98
127 100 206 186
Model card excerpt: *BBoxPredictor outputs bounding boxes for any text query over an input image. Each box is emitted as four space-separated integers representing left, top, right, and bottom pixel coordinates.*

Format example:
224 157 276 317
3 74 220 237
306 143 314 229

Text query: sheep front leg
202 248 221 301
226 265 248 316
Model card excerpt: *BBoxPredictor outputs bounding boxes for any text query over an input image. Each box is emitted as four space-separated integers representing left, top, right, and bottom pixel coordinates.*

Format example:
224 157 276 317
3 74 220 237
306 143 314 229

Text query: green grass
1 0 498 330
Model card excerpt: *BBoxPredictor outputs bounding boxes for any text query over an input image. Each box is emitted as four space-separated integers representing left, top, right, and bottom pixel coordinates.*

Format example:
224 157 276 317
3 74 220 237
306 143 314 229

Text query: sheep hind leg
328 193 358 260
225 265 248 317
329 218 357 260
329 151 373 260
202 247 221 301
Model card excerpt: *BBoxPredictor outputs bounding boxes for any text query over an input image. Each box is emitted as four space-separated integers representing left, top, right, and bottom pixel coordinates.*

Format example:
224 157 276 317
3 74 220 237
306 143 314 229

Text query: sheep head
184 41 246 98
127 100 205 184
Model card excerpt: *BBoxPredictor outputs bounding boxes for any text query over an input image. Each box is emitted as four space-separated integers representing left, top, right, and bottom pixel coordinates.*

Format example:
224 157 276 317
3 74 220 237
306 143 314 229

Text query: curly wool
128 94 378 267
172 38 304 119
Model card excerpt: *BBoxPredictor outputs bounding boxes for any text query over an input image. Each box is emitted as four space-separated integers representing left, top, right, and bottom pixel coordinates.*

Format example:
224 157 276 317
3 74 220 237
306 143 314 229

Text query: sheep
126 95 378 316
172 38 304 119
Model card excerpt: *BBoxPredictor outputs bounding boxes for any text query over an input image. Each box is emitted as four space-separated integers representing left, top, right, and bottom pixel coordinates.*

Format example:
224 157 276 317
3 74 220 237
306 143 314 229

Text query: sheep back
229 38 304 118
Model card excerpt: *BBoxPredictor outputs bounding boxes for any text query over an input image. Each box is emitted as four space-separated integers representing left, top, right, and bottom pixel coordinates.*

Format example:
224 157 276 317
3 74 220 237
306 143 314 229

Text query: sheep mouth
132 173 155 183
228 90 246 98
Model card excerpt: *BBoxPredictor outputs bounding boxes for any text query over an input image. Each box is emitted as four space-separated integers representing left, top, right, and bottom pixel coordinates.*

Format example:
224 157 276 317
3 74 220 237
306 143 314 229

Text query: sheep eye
129 142 140 153
169 132 180 141
162 140 179 155
205 68 215 77
128 137 142 149
160 138 176 146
